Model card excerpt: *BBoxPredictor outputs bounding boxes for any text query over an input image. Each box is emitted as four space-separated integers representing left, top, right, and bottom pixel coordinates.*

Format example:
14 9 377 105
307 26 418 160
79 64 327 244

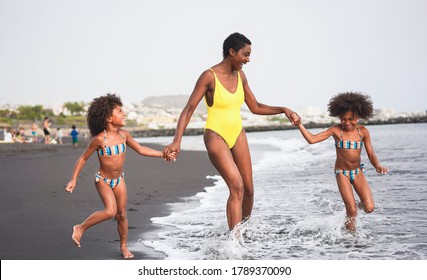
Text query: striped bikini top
97 130 126 156
335 126 364 149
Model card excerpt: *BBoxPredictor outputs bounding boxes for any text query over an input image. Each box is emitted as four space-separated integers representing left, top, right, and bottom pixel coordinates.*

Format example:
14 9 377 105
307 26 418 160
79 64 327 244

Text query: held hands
162 141 180 162
282 107 301 125
288 111 301 126
163 151 177 162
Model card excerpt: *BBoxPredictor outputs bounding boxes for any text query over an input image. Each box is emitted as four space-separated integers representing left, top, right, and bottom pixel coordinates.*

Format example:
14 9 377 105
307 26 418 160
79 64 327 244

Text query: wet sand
0 142 216 260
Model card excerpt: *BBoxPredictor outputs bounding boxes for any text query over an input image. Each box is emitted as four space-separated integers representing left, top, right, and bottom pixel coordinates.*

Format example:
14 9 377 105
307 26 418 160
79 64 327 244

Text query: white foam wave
143 133 345 259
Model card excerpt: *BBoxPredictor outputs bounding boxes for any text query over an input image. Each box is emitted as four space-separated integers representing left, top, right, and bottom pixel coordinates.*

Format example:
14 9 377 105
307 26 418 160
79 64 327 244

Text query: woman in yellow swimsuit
163 33 300 231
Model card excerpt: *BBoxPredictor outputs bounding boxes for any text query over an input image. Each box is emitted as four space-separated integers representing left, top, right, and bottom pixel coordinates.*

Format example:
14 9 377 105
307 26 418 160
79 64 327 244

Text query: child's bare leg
114 181 134 259
71 209 116 246
71 183 117 247
118 218 134 259
71 210 116 247
336 175 358 233
353 173 375 213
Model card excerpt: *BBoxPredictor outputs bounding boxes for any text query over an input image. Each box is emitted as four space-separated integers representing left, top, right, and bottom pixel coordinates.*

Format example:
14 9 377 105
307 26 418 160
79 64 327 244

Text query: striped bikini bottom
95 171 124 189
335 164 365 183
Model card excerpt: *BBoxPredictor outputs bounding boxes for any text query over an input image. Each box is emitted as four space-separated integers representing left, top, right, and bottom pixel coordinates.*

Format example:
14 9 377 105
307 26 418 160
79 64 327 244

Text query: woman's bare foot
120 246 134 259
72 225 83 247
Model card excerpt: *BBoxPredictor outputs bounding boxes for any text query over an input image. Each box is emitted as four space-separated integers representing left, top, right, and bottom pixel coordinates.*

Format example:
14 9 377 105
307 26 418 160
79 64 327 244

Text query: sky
0 0 426 113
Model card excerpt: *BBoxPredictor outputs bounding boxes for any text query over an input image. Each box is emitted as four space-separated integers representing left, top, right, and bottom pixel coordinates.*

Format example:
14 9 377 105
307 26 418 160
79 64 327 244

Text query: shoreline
127 116 427 138
0 142 217 260
2 118 424 143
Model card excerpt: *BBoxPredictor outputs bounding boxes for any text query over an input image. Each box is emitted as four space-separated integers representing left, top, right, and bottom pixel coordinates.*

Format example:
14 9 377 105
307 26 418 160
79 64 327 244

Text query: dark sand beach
0 141 217 260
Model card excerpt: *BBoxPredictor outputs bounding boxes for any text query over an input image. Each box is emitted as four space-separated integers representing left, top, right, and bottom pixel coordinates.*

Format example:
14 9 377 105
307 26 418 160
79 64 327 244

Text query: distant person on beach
15 127 27 143
3 128 15 143
43 117 51 144
56 127 63 144
70 125 79 147
31 122 38 143
163 32 300 234
65 93 175 259
296 92 388 233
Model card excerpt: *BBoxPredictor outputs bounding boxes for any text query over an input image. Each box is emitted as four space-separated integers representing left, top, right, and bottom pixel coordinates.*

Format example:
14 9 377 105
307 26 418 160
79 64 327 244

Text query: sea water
137 123 427 260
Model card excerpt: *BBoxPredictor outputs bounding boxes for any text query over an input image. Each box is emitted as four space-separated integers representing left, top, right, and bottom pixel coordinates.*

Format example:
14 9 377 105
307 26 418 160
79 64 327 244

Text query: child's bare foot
120 246 134 259
72 225 83 247
344 217 356 234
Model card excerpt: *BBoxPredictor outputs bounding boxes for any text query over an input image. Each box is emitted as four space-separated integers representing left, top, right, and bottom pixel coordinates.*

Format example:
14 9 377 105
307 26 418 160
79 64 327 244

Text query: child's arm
297 123 334 144
65 138 99 193
124 131 175 161
361 127 389 174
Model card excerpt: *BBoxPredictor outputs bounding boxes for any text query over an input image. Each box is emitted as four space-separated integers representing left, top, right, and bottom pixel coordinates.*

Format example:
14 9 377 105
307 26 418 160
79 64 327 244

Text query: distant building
373 108 396 121
297 106 335 124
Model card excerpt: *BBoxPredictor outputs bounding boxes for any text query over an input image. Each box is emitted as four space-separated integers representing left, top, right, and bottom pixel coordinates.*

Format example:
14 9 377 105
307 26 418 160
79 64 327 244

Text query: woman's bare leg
204 129 244 229
231 130 254 221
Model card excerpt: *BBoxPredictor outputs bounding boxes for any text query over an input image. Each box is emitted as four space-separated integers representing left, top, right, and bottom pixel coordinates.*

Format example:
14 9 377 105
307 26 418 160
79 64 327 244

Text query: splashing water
140 124 427 259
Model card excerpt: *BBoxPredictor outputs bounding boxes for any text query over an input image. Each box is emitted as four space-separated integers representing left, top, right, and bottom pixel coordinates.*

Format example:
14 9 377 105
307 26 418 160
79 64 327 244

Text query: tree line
0 102 87 126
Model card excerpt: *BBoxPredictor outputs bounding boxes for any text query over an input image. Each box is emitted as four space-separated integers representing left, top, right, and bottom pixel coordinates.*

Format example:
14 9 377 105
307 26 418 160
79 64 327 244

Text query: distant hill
142 95 206 113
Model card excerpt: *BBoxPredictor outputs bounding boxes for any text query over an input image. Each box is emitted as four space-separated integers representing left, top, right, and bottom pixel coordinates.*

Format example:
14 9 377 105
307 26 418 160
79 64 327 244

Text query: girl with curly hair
65 93 174 258
296 92 388 233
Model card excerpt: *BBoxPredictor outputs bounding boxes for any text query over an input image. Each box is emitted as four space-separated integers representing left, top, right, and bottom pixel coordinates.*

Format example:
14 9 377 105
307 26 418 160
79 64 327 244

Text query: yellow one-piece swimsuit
204 69 245 149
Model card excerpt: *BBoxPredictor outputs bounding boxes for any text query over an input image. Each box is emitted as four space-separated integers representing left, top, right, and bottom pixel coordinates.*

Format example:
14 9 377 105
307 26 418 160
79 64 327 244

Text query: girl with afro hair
297 92 388 233
65 93 175 258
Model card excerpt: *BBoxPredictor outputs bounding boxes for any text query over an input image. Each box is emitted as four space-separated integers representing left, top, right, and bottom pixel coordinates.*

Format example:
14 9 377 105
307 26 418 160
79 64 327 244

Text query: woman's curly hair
87 93 122 137
327 92 374 120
